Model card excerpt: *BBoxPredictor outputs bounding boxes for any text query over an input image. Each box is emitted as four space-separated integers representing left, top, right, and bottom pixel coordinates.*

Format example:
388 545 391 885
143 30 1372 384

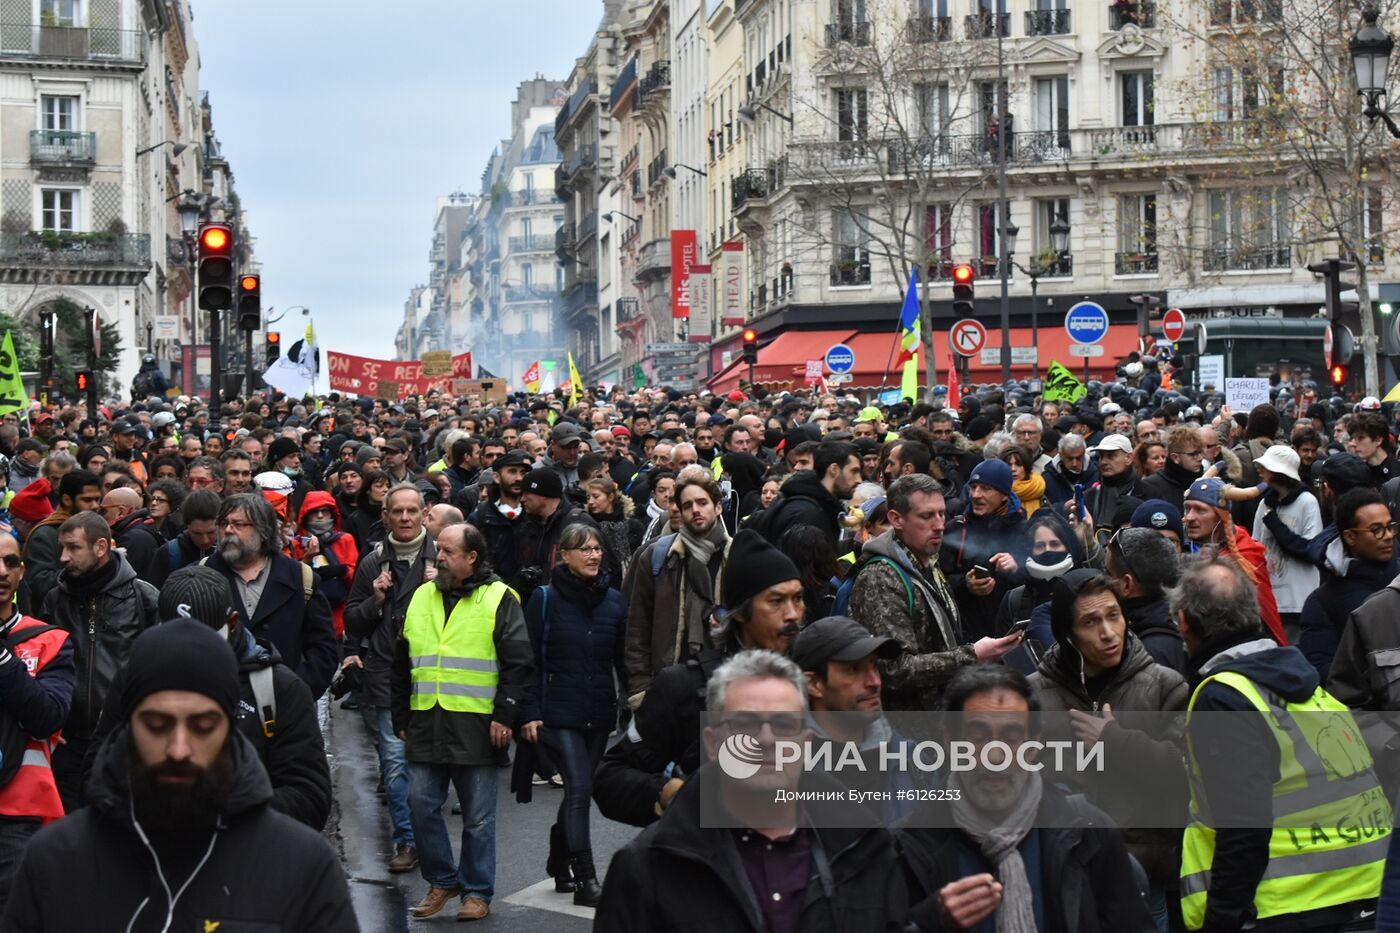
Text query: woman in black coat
523 523 627 908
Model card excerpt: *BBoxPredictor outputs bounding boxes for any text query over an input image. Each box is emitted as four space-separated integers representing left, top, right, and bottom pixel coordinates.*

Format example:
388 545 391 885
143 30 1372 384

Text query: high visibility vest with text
402 580 509 715
1181 670 1390 930
0 617 68 824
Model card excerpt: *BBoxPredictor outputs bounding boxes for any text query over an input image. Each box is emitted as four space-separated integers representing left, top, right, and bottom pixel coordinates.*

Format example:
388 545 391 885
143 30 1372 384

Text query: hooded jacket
744 469 844 545
41 552 159 744
18 507 70 615
940 503 1028 641
1121 594 1188 674
1042 455 1100 510
1186 635 1374 933
1299 539 1395 682
3 727 357 932
109 509 163 578
849 531 974 712
290 490 360 639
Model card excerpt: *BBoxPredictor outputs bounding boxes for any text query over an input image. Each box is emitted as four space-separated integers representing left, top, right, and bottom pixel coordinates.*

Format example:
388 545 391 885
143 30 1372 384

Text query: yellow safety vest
1181 670 1390 930
402 580 511 715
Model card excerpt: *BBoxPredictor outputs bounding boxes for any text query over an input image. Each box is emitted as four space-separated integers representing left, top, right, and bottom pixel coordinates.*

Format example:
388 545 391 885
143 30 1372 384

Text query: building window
1035 76 1070 148
1117 194 1157 273
976 203 1009 276
830 210 870 285
522 263 534 288
1121 71 1154 127
917 82 950 156
1365 188 1384 264
40 0 79 27
1207 187 1290 270
1035 198 1072 274
40 95 77 132
835 87 868 143
1211 0 1281 25
40 189 76 232
927 204 953 277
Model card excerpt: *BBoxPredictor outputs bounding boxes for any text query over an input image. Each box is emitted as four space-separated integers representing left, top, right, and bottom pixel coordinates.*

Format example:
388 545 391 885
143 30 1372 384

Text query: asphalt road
325 701 637 931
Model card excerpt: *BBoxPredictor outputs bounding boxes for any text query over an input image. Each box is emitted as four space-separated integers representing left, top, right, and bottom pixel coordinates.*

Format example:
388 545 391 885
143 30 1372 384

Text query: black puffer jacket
596 764 905 933
4 726 357 933
1122 594 1189 674
344 536 437 708
467 497 522 588
1138 457 1201 513
516 503 597 606
523 565 626 731
940 508 1028 641
41 553 159 743
744 469 843 545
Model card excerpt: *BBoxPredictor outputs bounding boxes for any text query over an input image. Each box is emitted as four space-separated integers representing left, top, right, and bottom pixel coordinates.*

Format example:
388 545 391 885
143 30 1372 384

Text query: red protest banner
327 351 473 398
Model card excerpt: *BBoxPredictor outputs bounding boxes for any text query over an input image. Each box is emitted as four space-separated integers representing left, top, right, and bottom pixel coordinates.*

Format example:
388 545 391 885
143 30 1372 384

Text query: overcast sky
194 1 602 361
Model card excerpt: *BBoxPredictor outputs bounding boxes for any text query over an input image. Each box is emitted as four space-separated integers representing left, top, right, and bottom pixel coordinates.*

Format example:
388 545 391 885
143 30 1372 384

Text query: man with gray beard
897 666 1154 932
391 522 537 922
202 493 338 698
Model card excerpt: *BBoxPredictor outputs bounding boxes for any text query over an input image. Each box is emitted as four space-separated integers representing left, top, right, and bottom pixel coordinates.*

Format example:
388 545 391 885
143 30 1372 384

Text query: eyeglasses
566 546 604 555
1357 522 1400 539
150 496 169 506
0 555 22 570
221 519 254 532
1177 449 1205 459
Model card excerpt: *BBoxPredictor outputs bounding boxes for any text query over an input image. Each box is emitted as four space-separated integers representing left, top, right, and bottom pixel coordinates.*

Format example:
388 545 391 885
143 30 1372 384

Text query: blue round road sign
1064 301 1109 345
825 343 856 374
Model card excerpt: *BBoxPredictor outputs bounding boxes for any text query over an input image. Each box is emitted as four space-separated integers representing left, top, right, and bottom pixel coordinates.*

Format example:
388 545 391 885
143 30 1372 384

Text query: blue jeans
542 727 609 853
371 707 414 847
408 761 497 900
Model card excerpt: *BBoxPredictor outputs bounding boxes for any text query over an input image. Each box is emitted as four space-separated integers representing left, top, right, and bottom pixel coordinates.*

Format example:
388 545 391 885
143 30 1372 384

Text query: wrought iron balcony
965 12 1010 38
636 60 670 107
646 149 669 187
1110 1 1155 28
506 234 554 254
30 129 95 165
908 14 952 42
1033 255 1074 277
561 281 599 320
511 189 557 207
503 284 557 303
0 23 144 64
615 297 639 323
825 21 872 46
732 167 774 211
577 211 599 244
0 231 149 265
1203 245 1290 272
1025 9 1072 35
829 261 871 286
1115 251 1159 274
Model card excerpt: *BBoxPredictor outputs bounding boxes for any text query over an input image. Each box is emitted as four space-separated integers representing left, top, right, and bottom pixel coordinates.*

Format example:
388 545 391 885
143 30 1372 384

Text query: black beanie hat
120 620 240 721
722 529 800 611
267 436 300 464
158 565 234 630
1049 568 1110 646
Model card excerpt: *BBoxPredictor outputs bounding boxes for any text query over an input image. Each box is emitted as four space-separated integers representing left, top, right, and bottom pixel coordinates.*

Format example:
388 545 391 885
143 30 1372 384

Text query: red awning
932 321 1138 380
706 329 857 394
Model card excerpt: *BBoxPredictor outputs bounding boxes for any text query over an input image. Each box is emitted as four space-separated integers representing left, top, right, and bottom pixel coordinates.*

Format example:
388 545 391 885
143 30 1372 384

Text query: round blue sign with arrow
825 343 856 374
1064 301 1109 345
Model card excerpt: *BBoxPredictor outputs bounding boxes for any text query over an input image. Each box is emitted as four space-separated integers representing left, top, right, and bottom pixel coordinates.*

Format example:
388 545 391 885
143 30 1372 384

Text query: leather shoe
456 896 490 921
409 886 461 919
388 843 418 874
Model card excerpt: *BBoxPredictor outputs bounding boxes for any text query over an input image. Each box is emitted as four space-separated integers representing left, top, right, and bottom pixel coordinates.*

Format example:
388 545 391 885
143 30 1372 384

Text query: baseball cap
551 424 584 446
1319 453 1372 494
855 406 883 424
1130 499 1184 540
523 468 563 499
1090 434 1133 454
791 616 902 672
1184 477 1227 510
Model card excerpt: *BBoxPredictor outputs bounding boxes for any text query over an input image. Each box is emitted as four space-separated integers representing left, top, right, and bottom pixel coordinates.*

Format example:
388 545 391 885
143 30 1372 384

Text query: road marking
502 878 597 920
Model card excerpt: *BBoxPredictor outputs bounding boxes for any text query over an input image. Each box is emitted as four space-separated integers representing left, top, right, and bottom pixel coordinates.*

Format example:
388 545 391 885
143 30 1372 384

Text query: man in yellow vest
392 522 538 923
1175 557 1389 932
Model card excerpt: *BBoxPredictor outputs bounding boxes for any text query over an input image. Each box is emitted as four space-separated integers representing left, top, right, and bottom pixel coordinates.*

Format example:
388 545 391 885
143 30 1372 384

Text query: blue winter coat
523 565 627 731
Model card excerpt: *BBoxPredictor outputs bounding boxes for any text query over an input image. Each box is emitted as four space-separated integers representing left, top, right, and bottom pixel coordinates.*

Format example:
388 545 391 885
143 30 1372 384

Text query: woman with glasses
521 523 626 908
145 479 187 540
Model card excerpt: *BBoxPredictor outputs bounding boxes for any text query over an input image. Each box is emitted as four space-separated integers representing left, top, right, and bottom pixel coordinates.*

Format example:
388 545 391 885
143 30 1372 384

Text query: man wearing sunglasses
0 533 73 912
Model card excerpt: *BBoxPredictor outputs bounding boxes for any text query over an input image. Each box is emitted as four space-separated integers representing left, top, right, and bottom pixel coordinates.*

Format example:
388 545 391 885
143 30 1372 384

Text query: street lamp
1008 215 1069 383
998 217 1018 384
136 140 188 158
662 163 708 179
1352 8 1400 136
737 102 794 125
602 211 641 224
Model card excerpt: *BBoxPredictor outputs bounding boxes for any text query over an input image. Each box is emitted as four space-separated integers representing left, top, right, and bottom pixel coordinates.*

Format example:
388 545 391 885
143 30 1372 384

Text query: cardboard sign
1198 354 1225 390
1225 377 1270 412
420 350 453 376
452 378 509 404
375 380 401 400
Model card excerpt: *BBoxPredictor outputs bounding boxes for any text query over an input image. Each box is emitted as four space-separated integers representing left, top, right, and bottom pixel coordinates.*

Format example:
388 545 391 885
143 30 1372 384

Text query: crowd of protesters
0 355 1396 930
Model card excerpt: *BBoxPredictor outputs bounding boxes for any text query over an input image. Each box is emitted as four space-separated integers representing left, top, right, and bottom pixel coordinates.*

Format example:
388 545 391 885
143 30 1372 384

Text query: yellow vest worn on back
1181 669 1390 930
402 580 511 715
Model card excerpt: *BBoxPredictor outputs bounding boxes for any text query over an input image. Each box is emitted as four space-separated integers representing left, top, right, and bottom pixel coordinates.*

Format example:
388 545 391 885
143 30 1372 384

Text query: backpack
832 556 915 617
249 665 277 739
0 624 60 788
649 533 678 577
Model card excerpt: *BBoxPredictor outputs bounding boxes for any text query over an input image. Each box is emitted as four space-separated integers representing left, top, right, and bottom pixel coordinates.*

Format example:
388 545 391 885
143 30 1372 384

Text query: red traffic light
267 332 281 345
199 225 231 252
75 371 91 392
1330 364 1348 386
951 263 975 285
239 274 260 292
742 329 758 343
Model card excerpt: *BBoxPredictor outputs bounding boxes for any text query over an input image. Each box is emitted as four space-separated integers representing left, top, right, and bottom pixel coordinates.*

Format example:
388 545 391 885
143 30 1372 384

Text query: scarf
496 499 522 521
646 497 666 523
9 457 37 479
947 770 1043 933
61 554 122 600
675 521 731 659
389 527 427 564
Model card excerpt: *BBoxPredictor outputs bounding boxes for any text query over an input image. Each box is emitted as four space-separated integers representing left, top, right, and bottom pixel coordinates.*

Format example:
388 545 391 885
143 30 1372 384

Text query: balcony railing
0 231 150 266
555 224 576 258
638 239 670 279
965 12 1010 38
30 129 95 164
506 234 554 254
636 60 670 107
561 282 599 318
1204 245 1290 271
646 149 669 187
0 23 144 64
503 285 557 303
825 21 872 46
511 189 557 206
908 14 952 42
1025 9 1072 34
829 261 871 286
1110 1 1156 28
1033 255 1074 277
1115 251 1160 274
615 297 639 323
577 211 599 243
732 167 774 211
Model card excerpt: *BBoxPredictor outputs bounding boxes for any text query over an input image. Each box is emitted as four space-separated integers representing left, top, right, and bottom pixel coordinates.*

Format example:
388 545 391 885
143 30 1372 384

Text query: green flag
1042 360 1086 403
0 332 27 415
632 363 646 389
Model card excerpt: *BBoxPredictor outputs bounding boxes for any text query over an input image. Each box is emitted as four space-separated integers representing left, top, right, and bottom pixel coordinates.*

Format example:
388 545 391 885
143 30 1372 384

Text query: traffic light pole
37 311 53 406
243 327 254 396
209 309 222 414
82 307 98 423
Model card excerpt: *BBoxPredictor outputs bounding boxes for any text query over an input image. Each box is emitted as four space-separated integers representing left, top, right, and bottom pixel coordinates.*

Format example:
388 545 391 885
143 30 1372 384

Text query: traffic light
74 371 92 393
951 263 975 318
1331 363 1349 388
237 274 261 330
742 328 759 365
265 331 281 366
197 223 235 311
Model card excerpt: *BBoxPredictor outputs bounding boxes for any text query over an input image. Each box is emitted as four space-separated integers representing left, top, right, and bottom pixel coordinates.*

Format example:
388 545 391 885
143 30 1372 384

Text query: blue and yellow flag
896 268 921 402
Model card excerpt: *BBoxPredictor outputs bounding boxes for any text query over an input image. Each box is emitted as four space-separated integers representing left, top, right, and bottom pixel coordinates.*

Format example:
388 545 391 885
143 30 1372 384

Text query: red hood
298 490 343 531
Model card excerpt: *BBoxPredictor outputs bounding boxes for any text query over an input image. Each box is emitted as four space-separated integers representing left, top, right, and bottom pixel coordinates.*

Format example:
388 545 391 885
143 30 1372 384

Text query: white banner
1198 354 1225 390
721 241 744 327
689 265 712 343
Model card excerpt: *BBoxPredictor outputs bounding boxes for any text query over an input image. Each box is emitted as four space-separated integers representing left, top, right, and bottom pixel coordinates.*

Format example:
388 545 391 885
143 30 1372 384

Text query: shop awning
706 329 858 394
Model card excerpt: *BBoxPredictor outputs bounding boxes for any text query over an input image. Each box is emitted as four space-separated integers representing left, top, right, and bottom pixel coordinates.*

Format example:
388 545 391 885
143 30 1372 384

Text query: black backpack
0 624 60 788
